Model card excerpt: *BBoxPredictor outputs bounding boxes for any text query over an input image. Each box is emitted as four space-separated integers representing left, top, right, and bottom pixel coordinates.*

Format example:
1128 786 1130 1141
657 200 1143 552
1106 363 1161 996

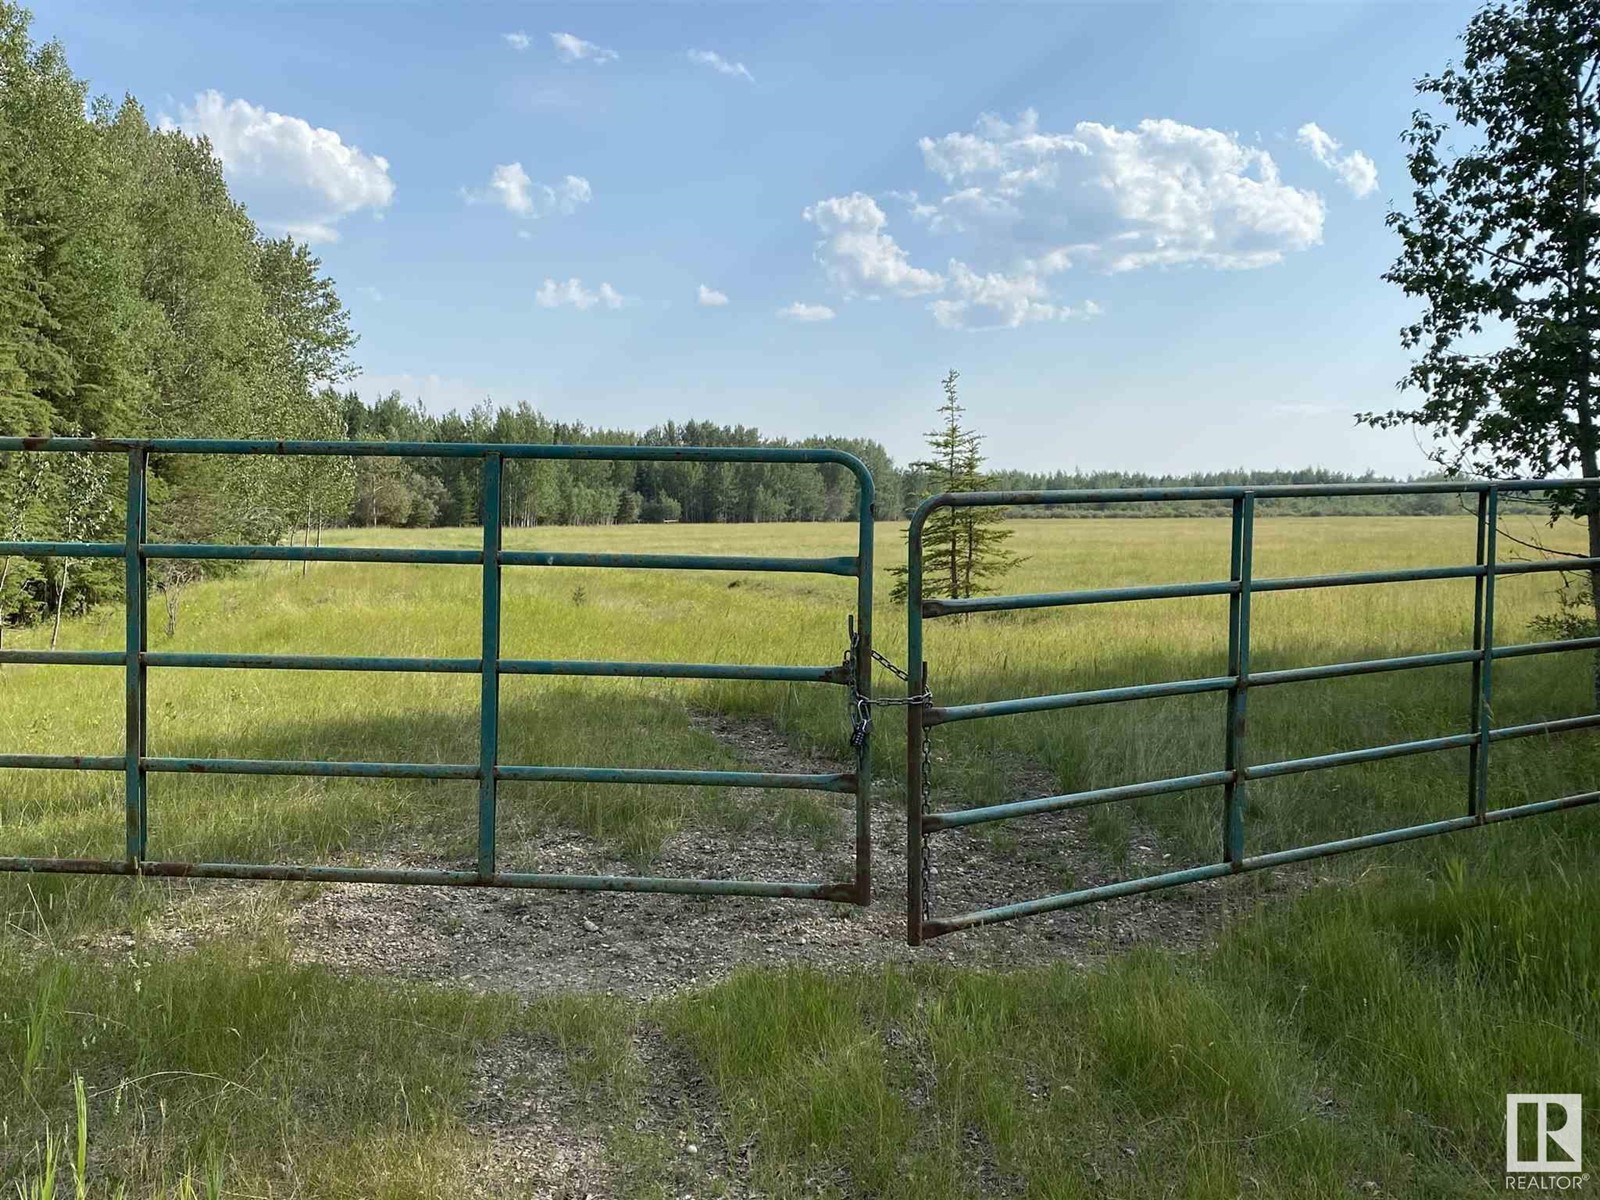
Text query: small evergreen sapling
892 370 1022 603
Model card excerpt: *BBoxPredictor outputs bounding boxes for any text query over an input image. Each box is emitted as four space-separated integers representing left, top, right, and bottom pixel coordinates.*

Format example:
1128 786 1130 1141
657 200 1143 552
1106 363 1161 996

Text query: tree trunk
50 560 69 650
948 522 960 599
962 513 977 596
1576 414 1599 707
1574 52 1598 709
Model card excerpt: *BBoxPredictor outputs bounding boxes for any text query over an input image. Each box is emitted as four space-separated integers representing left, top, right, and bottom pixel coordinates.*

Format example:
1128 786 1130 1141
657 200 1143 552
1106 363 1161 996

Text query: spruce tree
892 370 1021 603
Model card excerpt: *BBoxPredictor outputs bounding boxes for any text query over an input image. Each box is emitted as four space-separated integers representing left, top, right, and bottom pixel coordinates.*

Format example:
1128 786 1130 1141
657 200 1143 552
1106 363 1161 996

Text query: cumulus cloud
802 193 943 297
688 49 754 82
697 284 729 306
778 302 835 322
551 32 617 63
503 31 531 50
536 278 625 310
466 164 591 219
930 263 1102 331
1296 122 1378 198
167 90 393 243
798 110 1333 330
915 111 1325 271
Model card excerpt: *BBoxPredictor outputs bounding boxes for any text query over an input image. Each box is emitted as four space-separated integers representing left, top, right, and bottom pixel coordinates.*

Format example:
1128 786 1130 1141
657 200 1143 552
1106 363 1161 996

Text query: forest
336 390 1459 530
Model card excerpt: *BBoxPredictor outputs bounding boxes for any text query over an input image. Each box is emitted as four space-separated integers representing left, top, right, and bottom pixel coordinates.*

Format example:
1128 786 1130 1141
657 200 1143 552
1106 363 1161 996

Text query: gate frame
0 436 875 905
906 479 1600 944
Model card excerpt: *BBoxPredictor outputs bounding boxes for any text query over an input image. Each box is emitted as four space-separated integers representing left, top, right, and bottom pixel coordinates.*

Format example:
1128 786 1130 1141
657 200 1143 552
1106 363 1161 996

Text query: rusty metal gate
904 480 1600 944
0 437 875 905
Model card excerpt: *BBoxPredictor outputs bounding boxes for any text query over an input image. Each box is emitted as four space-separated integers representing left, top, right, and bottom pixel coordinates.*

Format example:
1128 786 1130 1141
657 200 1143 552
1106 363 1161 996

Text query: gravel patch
133 712 1300 996
463 1033 614 1199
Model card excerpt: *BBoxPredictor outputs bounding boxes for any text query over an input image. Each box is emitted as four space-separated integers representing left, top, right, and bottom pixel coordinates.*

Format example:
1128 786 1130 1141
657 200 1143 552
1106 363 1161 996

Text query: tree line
334 391 1460 532
335 391 901 531
984 467 1463 517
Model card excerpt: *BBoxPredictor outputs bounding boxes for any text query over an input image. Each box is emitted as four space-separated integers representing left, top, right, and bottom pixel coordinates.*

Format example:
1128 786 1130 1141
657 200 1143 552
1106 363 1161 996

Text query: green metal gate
904 480 1600 944
0 437 876 904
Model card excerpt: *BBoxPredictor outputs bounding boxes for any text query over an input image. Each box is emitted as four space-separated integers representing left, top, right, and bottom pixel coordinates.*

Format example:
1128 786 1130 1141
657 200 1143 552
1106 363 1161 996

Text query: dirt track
142 713 1293 999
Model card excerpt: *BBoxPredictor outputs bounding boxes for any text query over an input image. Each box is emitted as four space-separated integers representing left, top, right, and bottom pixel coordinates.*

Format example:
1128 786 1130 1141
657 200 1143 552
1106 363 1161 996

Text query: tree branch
1413 187 1544 273
1457 492 1590 559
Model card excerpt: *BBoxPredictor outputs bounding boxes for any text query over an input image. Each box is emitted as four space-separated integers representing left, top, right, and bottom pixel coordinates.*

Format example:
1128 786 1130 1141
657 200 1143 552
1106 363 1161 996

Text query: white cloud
914 110 1325 271
930 262 1102 330
779 301 835 322
799 110 1328 332
551 32 617 63
167 90 393 243
688 49 754 82
536 278 625 310
466 164 591 219
697 284 729 306
502 31 531 51
802 193 943 297
1296 122 1378 198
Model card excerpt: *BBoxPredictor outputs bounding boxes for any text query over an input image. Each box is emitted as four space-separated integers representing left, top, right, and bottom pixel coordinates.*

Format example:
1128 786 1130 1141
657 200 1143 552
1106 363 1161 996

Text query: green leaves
0 3 361 622
1370 0 1600 488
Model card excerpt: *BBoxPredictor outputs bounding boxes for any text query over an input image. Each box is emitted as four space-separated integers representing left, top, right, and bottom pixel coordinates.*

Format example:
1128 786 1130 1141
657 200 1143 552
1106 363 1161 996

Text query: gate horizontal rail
0 436 875 905
906 478 1600 944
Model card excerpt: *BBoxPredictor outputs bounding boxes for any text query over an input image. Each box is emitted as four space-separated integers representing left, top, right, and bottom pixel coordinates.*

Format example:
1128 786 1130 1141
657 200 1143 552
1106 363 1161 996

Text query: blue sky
41 1 1480 474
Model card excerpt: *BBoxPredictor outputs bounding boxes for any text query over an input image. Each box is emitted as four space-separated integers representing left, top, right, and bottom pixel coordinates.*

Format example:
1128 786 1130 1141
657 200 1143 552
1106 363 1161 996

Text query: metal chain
844 632 867 752
842 625 936 921
921 715 934 921
844 629 933 709
869 646 911 684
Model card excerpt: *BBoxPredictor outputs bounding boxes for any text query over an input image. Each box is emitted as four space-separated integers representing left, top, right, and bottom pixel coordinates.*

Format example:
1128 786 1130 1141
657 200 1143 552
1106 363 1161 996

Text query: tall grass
1 514 1595 1195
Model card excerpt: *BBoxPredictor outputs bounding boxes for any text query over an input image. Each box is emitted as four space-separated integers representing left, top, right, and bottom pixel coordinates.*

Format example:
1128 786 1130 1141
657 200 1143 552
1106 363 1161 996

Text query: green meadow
2 513 1596 1197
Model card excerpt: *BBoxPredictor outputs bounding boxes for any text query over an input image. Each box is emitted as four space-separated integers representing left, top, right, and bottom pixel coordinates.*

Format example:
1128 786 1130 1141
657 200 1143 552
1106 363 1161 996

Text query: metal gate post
478 452 503 877
851 471 876 906
1222 494 1254 867
905 501 928 945
1472 488 1499 821
124 447 148 867
1467 490 1489 819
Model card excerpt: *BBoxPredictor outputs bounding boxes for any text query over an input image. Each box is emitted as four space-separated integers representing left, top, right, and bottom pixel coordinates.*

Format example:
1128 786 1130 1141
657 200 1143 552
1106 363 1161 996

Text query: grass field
2 513 1597 1197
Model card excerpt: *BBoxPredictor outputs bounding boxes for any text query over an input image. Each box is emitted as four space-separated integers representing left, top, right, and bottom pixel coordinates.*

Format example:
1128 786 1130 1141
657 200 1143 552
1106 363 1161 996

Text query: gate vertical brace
1222 493 1254 868
124 448 149 867
1472 488 1499 821
852 479 876 906
905 504 927 945
1466 490 1489 820
478 452 503 878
